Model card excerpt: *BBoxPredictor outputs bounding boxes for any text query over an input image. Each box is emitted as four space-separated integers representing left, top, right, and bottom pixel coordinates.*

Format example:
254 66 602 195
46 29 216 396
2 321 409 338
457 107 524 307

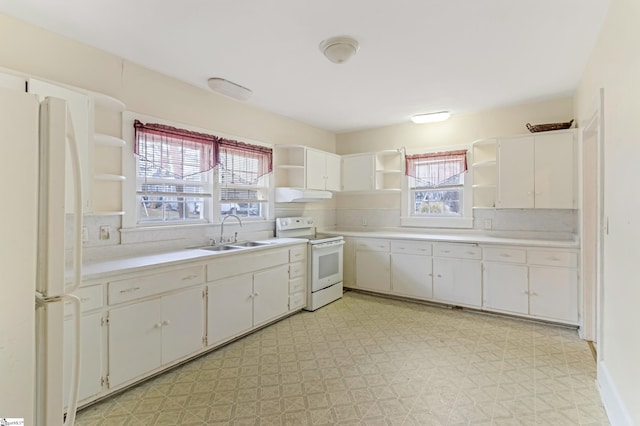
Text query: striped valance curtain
405 150 468 187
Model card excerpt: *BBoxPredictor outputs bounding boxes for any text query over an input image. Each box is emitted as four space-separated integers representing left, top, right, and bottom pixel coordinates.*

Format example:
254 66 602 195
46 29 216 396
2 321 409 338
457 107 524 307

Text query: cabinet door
433 258 482 307
355 251 391 292
306 149 327 190
529 266 578 323
108 299 162 387
64 311 103 403
391 253 433 299
483 263 529 315
342 154 374 191
254 265 290 326
497 136 534 208
161 287 204 364
208 274 253 346
534 132 575 208
325 153 342 191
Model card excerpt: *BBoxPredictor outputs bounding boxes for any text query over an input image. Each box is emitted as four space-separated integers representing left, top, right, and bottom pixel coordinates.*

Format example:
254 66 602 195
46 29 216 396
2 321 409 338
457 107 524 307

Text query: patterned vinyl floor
76 291 609 425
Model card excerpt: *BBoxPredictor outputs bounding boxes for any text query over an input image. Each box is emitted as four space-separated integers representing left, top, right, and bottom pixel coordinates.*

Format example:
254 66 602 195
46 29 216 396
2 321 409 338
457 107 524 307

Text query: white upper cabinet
274 145 341 192
342 154 375 191
497 130 576 209
307 148 341 191
341 150 403 192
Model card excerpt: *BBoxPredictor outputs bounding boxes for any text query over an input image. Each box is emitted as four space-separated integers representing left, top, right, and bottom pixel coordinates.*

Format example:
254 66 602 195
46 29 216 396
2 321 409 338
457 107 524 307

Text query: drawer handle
182 274 199 281
466 251 475 255
437 274 442 278
547 257 561 261
162 320 171 326
153 322 162 329
254 292 260 297
442 250 451 254
499 254 511 258
119 287 140 294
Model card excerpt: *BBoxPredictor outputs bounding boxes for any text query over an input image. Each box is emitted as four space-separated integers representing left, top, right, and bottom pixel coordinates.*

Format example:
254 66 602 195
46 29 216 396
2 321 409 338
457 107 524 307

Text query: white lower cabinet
483 262 529 315
355 239 391 292
343 237 356 287
481 245 579 324
108 287 204 388
390 241 433 299
207 259 295 346
254 265 290 325
432 243 482 308
529 266 578 323
433 258 482 307
207 274 253 345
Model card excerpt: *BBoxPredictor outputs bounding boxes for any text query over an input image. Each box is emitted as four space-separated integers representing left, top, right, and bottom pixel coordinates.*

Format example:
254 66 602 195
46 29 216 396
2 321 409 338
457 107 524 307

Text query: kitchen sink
197 245 244 252
228 241 273 247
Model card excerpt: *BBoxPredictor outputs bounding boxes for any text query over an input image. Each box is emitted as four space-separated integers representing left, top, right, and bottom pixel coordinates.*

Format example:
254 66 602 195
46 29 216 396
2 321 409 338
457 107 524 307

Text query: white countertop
77 238 306 282
318 228 579 249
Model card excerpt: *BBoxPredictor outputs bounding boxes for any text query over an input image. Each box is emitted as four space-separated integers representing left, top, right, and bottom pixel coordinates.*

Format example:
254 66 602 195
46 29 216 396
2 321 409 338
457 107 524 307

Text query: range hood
275 187 333 203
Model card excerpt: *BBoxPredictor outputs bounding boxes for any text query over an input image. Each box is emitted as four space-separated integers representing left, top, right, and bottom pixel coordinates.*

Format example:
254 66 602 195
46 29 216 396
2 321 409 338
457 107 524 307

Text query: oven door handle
311 240 345 249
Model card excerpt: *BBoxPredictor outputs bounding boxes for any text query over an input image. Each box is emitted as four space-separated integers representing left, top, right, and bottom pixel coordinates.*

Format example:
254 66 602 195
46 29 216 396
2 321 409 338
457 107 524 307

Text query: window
134 120 272 225
402 149 472 228
217 140 272 219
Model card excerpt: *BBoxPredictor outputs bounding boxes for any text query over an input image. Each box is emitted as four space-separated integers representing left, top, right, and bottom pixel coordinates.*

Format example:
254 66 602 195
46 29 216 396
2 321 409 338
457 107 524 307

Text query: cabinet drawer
433 243 481 259
390 240 432 255
356 239 389 252
207 249 289 281
528 250 577 268
289 261 306 279
64 285 103 316
483 247 526 264
289 276 306 294
289 245 307 262
108 264 204 305
289 293 306 310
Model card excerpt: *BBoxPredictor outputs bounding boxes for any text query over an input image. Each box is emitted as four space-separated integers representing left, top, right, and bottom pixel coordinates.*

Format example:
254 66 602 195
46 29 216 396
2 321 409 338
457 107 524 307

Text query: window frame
122 112 274 230
400 146 473 229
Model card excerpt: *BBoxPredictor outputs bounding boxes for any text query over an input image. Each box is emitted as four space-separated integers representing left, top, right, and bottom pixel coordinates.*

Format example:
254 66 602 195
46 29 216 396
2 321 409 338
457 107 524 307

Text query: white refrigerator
0 88 83 425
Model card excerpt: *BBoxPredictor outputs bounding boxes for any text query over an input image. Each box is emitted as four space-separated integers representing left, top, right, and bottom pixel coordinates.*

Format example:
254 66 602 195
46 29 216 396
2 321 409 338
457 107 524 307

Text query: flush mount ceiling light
411 111 451 124
319 36 359 64
207 78 252 101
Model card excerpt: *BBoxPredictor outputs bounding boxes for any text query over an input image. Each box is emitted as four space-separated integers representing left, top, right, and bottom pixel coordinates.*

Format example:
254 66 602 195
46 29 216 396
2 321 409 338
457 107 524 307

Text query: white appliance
275 217 344 311
0 88 83 425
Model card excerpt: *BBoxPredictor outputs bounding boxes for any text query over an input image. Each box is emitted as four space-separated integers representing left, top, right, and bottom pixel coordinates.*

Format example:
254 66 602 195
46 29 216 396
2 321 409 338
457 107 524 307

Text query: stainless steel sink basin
228 241 273 248
197 245 244 252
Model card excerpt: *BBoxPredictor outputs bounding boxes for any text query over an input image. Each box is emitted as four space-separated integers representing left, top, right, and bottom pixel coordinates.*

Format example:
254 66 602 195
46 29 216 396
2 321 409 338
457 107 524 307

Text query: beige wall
0 13 336 213
336 96 574 154
574 0 640 423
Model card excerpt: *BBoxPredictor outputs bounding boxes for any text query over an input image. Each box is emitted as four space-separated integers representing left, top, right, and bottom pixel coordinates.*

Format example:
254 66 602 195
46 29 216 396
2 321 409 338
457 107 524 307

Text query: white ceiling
1 0 610 133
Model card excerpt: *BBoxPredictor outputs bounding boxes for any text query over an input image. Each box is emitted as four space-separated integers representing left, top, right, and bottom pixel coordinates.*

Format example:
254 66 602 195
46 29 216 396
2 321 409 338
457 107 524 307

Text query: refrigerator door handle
65 109 83 295
62 294 81 426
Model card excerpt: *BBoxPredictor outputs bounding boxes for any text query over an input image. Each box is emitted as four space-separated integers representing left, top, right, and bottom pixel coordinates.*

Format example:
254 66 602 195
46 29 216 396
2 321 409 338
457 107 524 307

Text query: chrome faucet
220 214 243 243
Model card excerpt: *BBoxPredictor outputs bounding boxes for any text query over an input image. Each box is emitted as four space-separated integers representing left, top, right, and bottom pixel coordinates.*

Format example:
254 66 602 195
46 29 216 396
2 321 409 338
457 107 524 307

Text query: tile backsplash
73 207 576 263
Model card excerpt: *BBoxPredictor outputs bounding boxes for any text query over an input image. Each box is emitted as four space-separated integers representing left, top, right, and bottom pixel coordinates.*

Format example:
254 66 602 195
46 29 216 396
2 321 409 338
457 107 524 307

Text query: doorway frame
579 88 604 353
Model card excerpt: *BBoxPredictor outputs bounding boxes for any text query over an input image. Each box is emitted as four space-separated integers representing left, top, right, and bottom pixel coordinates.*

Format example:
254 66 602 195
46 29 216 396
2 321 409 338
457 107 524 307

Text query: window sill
400 216 473 229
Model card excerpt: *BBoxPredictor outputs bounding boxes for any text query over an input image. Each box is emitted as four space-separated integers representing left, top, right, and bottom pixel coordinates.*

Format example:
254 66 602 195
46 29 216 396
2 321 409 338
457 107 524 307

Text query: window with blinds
134 120 272 225
217 140 271 219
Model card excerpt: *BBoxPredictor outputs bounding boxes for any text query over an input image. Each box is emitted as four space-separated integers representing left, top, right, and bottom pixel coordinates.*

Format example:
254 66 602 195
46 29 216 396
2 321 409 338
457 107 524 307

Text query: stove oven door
310 241 344 292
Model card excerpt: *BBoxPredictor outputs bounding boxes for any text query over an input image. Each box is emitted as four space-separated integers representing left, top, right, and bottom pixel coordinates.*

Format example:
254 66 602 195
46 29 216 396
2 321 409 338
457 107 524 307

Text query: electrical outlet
99 225 111 240
82 226 89 242
483 219 492 229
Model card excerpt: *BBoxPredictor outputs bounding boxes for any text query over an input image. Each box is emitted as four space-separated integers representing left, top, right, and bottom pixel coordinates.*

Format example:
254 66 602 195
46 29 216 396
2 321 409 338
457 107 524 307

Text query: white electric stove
275 217 344 310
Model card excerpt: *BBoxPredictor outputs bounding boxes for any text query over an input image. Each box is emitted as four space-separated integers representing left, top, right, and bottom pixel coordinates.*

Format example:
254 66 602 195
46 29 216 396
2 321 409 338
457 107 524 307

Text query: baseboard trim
598 361 633 425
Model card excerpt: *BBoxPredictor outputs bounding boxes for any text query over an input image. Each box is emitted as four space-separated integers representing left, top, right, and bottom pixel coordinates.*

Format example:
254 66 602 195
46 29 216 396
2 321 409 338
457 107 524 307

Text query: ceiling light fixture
207 78 252 101
411 111 451 124
319 36 359 64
